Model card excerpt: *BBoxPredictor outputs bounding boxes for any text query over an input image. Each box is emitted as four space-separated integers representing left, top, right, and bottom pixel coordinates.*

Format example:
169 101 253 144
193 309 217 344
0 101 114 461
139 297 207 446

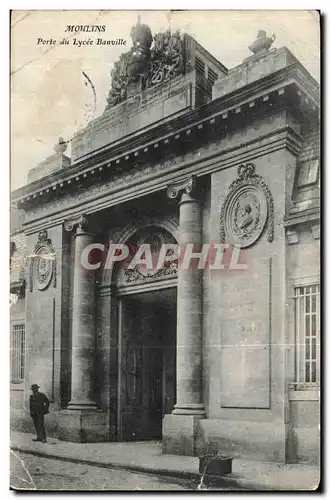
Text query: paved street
10 450 202 491
11 432 320 491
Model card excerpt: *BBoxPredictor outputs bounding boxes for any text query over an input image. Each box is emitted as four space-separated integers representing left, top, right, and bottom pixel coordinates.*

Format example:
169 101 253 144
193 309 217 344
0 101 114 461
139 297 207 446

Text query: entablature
12 63 319 214
20 123 301 235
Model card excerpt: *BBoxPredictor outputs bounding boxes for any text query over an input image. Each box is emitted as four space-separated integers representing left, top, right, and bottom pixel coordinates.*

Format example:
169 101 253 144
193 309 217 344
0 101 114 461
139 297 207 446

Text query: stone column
66 215 97 410
163 175 206 456
59 215 107 443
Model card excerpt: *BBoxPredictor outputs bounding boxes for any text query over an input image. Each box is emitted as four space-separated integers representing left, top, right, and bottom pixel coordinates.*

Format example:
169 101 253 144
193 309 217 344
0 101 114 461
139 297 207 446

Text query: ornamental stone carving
219 163 274 248
126 16 153 83
29 230 56 292
104 19 185 111
149 29 184 86
167 175 197 199
124 262 178 283
248 30 276 55
63 214 88 232
123 230 178 283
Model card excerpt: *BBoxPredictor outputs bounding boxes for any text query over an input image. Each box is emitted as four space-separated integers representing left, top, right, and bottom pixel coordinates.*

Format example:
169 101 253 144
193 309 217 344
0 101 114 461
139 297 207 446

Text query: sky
10 10 320 190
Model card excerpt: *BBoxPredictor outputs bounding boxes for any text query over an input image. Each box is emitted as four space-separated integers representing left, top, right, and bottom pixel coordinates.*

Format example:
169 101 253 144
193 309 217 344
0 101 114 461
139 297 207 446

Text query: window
207 67 218 85
195 57 219 86
195 56 205 77
10 323 25 383
297 159 319 187
294 285 320 389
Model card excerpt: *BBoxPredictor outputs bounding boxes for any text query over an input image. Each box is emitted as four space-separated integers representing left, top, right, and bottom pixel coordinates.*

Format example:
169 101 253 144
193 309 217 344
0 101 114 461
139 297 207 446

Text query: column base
67 402 98 411
162 413 205 456
58 409 109 443
172 403 206 416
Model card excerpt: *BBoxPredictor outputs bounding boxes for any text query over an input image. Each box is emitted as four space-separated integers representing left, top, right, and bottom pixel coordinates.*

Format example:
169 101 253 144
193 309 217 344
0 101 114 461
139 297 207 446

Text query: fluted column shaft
67 219 97 410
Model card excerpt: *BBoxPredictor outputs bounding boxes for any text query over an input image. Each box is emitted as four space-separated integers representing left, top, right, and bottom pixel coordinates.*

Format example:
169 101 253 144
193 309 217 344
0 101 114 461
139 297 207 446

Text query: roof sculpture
105 17 185 111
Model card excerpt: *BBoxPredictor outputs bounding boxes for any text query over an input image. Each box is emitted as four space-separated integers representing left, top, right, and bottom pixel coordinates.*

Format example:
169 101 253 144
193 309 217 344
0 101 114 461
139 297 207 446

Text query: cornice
283 208 320 228
10 228 25 237
22 125 301 235
12 63 318 209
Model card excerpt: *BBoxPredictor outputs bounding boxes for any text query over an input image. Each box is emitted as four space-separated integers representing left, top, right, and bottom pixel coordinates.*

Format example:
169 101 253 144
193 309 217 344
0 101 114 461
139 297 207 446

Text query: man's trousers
31 413 46 441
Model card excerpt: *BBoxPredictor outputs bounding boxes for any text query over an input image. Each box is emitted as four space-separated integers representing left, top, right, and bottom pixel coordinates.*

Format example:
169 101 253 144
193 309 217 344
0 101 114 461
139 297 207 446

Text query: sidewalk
10 432 320 491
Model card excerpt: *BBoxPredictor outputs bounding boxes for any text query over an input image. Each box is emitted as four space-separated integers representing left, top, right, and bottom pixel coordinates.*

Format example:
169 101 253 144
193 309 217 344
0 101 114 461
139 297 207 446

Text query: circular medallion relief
224 185 268 248
33 246 54 290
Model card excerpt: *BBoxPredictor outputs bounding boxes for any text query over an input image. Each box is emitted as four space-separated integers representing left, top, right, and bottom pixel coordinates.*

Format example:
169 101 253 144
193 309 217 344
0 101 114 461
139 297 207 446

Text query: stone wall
10 287 63 438
200 143 292 462
27 153 71 184
24 226 65 412
10 225 72 438
212 47 300 100
71 72 198 161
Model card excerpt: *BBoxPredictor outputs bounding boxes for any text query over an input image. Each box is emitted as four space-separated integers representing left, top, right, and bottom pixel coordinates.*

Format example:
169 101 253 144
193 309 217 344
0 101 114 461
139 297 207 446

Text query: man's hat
30 384 39 390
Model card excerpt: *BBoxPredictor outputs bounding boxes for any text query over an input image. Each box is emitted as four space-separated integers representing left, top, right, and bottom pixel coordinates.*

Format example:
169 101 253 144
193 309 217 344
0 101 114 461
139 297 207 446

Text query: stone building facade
10 24 320 464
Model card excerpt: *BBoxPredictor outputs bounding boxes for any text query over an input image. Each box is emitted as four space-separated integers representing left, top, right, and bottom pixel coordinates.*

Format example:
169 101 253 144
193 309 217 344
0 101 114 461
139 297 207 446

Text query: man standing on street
29 384 50 443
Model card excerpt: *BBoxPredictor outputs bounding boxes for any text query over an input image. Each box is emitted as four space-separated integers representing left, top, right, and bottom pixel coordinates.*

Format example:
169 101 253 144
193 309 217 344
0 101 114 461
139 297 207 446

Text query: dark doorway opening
118 287 177 441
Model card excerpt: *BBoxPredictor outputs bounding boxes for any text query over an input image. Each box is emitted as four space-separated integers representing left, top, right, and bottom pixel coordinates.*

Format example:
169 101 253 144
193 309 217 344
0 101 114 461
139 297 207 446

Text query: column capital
64 214 89 233
167 175 198 200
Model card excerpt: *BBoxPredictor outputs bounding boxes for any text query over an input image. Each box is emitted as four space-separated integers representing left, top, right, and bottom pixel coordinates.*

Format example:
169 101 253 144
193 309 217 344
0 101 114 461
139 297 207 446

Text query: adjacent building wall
286 226 320 464
10 297 25 410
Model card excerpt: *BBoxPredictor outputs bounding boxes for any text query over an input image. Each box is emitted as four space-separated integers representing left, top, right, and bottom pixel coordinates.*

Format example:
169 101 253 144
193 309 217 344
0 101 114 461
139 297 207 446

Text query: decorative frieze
124 263 178 283
122 230 178 284
29 230 56 292
219 162 274 248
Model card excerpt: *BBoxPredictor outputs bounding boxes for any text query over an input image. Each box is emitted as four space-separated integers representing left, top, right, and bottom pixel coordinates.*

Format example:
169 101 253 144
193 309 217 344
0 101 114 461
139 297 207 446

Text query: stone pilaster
163 176 206 455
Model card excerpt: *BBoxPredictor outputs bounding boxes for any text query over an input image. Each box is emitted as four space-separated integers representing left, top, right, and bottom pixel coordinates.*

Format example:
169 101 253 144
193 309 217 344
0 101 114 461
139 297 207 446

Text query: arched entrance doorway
115 225 178 441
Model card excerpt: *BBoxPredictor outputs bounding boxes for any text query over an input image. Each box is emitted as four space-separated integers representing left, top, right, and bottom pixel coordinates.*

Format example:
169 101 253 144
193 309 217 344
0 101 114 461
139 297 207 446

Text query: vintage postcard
10 10 320 491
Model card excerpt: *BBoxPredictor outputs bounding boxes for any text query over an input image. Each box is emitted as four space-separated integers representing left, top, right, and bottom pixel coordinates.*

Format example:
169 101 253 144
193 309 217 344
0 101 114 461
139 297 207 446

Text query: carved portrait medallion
34 248 53 290
220 163 274 248
29 230 56 292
